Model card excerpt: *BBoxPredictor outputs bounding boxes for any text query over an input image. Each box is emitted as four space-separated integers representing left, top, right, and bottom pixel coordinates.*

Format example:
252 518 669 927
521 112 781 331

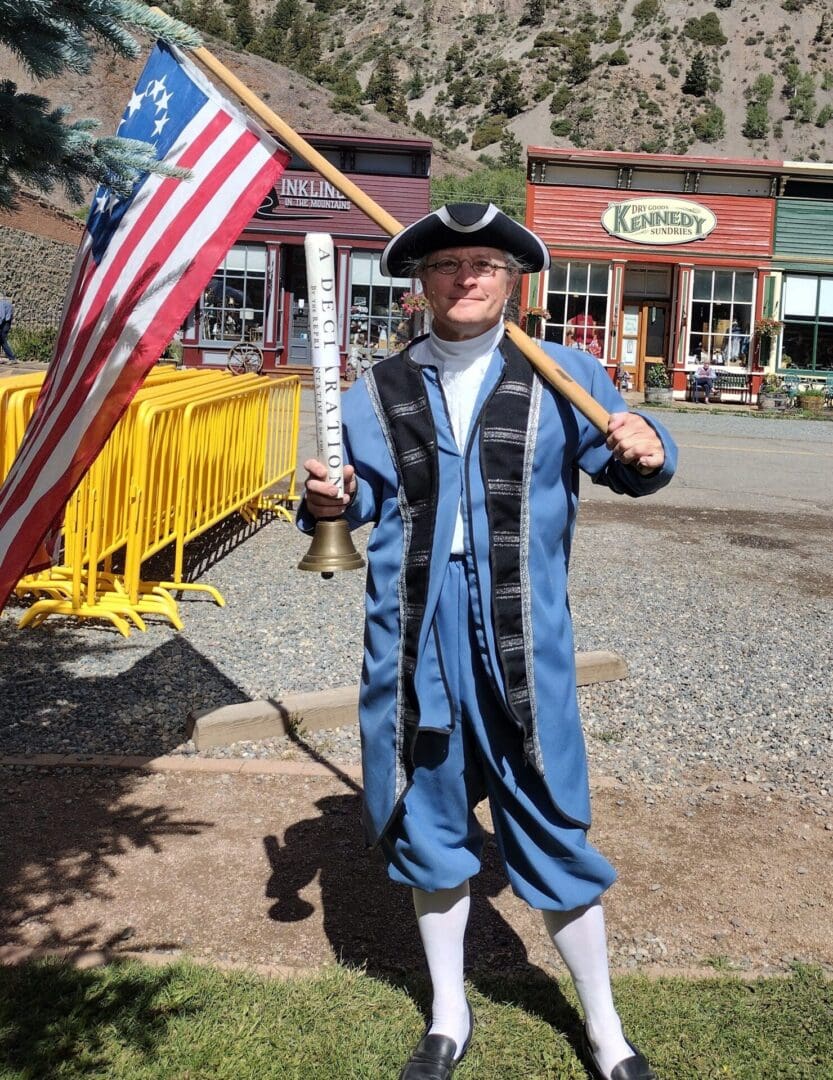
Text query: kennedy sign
601 197 716 245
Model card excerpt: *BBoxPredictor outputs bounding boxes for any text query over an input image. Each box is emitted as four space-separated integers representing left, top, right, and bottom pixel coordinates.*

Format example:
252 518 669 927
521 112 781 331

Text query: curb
187 650 629 750
0 942 792 982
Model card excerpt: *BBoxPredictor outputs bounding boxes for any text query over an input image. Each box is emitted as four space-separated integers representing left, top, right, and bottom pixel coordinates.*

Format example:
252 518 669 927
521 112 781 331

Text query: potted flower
643 362 673 404
754 316 783 365
754 316 783 341
520 305 550 339
797 385 825 412
757 373 783 410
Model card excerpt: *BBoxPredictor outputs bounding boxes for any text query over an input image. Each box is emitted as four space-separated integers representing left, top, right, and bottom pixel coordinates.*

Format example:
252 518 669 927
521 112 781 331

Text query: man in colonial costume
301 203 677 1080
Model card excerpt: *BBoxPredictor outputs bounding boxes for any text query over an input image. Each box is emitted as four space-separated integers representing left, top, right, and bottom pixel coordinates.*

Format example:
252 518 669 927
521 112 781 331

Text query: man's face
419 246 517 341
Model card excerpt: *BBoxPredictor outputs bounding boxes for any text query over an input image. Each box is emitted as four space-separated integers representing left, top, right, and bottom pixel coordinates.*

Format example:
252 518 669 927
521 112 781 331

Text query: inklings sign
601 198 717 245
256 177 351 218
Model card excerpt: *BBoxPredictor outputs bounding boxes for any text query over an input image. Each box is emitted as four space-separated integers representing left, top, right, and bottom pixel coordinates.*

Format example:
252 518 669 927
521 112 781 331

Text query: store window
687 269 753 366
544 261 610 359
349 253 413 354
781 274 833 372
200 244 267 345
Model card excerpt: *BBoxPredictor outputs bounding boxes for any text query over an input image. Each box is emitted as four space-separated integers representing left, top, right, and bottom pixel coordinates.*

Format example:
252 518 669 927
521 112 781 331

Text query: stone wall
0 193 82 328
0 225 77 328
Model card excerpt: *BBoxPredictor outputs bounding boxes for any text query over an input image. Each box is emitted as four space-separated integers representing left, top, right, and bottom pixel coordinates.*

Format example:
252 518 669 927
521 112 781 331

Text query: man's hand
303 458 358 518
606 412 665 475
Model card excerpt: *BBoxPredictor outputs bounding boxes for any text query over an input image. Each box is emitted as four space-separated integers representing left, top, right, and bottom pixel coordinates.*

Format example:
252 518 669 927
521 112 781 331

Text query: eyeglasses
424 257 510 277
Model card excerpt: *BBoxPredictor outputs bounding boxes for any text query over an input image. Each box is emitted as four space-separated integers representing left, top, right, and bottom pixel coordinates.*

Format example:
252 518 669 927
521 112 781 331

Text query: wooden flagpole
161 20 611 434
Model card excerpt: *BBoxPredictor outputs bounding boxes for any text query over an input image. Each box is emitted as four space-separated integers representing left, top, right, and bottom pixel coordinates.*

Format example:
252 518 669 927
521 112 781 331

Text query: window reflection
201 245 267 345
545 261 609 359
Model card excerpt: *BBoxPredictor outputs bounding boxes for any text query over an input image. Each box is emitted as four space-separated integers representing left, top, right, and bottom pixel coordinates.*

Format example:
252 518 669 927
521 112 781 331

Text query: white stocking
412 882 472 1059
542 900 631 1079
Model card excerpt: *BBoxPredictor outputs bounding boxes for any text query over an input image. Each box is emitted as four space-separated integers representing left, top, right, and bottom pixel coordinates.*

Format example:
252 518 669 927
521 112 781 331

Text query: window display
350 253 414 354
781 274 833 372
544 261 609 358
687 268 753 366
200 245 267 345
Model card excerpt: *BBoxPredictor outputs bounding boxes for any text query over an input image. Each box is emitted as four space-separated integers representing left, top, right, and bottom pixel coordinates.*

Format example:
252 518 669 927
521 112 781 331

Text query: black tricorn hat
380 202 551 277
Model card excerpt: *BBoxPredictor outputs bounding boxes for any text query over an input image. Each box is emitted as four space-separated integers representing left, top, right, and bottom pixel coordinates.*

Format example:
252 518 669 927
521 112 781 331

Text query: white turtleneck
411 321 504 553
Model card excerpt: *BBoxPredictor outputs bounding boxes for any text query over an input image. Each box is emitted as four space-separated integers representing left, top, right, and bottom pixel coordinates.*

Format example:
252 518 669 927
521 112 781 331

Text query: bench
687 370 751 404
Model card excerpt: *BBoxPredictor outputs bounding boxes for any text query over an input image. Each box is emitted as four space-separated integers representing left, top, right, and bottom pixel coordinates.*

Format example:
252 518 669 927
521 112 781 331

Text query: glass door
619 301 669 389
285 246 310 364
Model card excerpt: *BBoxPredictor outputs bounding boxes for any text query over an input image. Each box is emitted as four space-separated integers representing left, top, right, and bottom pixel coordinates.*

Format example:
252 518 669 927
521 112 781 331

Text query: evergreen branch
0 80 190 211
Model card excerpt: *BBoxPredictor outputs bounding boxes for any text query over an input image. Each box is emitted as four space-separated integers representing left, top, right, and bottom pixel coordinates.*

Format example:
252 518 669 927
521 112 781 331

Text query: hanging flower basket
754 316 783 341
400 291 428 317
520 306 549 336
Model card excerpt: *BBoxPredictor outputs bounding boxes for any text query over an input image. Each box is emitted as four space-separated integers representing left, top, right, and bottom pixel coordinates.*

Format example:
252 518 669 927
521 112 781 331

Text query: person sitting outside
694 358 717 403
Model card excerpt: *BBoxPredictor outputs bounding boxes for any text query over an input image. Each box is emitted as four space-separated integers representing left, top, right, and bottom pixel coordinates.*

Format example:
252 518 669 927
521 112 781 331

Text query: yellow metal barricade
165 374 300 594
14 371 230 614
121 376 298 609
1 373 46 482
13 371 301 634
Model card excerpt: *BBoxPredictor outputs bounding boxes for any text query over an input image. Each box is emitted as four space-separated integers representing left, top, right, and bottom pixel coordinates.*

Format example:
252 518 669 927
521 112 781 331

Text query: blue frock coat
299 339 677 847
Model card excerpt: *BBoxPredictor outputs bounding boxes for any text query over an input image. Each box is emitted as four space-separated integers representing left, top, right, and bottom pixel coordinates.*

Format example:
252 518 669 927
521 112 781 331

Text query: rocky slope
5 0 832 216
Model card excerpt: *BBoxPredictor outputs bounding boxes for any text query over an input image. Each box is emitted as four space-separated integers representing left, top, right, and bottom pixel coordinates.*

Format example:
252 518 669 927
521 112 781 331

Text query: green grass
0 960 830 1078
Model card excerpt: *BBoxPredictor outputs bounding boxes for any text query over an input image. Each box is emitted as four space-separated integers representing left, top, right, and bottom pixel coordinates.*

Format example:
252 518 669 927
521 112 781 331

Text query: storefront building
771 163 833 378
181 133 432 373
524 148 833 399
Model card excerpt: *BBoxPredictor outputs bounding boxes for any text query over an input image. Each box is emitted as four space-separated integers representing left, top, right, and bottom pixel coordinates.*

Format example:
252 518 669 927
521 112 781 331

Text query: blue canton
87 42 208 264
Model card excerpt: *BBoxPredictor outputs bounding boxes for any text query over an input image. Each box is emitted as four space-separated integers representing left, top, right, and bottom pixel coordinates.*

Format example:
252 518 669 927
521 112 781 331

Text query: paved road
301 384 833 519
590 407 833 518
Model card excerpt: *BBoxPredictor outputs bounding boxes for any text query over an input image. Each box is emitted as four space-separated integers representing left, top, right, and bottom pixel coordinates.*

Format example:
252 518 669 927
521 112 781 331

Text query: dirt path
1 761 830 980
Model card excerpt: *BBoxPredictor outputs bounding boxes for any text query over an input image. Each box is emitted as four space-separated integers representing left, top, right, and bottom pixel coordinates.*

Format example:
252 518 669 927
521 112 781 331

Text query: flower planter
797 394 824 412
644 387 673 405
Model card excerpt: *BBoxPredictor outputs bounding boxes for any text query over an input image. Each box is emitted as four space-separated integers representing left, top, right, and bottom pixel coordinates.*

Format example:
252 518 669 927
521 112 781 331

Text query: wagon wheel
227 342 264 375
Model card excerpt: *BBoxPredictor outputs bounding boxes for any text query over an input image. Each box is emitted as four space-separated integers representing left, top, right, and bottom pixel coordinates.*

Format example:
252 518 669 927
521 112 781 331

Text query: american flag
0 41 289 611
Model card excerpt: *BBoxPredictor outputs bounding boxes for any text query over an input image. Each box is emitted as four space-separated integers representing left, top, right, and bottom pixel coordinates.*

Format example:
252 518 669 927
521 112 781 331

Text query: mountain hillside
330 0 833 162
0 34 470 215
227 0 833 164
5 0 833 216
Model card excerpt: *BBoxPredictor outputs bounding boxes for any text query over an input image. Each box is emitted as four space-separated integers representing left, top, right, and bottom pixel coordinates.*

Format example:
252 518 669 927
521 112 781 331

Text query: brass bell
298 517 365 577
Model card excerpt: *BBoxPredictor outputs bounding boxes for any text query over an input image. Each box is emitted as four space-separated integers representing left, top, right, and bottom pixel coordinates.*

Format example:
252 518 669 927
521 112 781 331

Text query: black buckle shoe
582 1029 658 1080
398 1003 473 1080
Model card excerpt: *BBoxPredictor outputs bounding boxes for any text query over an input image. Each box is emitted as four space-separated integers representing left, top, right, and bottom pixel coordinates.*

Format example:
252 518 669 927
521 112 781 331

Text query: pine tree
230 0 256 48
488 70 527 117
271 0 302 33
521 0 545 27
406 67 425 100
742 101 769 139
682 53 709 97
567 44 592 85
0 2 199 210
498 129 523 169
196 0 231 39
365 52 408 122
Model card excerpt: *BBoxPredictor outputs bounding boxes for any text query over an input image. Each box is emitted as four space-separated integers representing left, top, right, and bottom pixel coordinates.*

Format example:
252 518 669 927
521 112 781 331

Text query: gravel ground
0 406 830 820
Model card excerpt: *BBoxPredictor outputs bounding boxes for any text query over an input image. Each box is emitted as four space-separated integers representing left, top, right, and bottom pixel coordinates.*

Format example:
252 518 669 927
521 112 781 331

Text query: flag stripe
16 110 237 455
0 40 290 608
0 120 265 516
0 131 275 531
